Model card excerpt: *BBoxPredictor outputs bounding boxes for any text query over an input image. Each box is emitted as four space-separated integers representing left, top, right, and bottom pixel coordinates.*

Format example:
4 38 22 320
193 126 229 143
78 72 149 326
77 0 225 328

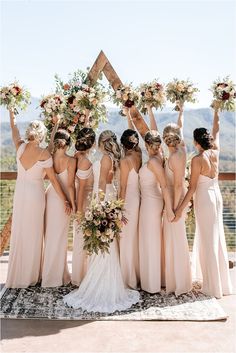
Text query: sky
1 0 236 108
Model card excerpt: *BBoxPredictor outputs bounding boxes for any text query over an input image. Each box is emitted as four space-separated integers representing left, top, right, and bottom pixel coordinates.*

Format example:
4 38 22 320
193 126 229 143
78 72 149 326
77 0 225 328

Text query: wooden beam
86 50 108 85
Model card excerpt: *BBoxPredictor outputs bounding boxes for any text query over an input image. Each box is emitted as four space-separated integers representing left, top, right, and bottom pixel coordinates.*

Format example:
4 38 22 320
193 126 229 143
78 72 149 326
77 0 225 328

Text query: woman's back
199 149 219 179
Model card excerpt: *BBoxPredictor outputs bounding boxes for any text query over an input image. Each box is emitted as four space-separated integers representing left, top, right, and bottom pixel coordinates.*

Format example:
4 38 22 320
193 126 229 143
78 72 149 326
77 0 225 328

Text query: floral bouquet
111 84 139 116
55 70 107 138
80 196 126 255
166 79 199 111
0 82 31 114
138 79 165 114
210 76 236 112
39 93 67 139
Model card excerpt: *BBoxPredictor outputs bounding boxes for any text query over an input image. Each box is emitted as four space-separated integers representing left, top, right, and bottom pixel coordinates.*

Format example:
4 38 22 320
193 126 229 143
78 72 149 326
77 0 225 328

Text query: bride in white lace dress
64 130 140 313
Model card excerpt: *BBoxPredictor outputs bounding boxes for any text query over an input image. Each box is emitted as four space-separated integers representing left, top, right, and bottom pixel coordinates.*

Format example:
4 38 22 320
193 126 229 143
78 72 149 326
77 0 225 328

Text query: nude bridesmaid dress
139 163 163 293
71 162 93 286
192 150 232 298
6 143 53 288
163 160 192 296
119 159 140 289
41 162 71 287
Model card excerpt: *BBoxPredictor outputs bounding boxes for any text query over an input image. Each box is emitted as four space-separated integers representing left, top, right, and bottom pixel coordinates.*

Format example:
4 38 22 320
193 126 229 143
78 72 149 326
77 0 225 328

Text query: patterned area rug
0 284 227 321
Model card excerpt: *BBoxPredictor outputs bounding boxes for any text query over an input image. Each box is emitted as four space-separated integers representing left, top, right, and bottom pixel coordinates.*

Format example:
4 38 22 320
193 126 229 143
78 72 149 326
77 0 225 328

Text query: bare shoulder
148 157 162 170
39 148 51 161
120 157 129 168
77 157 92 171
101 154 112 167
68 156 77 168
191 154 202 166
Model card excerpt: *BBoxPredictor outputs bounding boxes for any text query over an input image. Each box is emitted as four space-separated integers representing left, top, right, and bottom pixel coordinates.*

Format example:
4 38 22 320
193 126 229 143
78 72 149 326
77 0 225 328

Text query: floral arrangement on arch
210 76 236 112
137 79 165 114
80 195 126 255
111 84 139 116
0 82 31 115
54 70 107 138
166 78 199 111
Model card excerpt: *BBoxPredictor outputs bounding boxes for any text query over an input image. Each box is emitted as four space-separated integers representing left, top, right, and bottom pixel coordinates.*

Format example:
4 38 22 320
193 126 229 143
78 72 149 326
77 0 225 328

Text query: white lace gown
63 160 140 313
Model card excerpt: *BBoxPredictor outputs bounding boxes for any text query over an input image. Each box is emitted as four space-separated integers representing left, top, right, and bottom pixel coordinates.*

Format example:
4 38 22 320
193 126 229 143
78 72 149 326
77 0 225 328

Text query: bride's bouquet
210 76 236 112
80 196 126 255
166 78 199 111
111 84 139 115
0 82 31 114
138 79 165 114
55 70 107 137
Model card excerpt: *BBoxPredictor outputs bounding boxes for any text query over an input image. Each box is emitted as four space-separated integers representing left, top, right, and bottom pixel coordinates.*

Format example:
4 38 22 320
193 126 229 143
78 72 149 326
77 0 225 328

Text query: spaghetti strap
204 150 218 175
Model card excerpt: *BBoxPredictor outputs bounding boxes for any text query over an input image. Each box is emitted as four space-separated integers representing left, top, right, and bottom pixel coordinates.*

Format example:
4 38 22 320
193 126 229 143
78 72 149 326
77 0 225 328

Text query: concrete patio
1 252 236 353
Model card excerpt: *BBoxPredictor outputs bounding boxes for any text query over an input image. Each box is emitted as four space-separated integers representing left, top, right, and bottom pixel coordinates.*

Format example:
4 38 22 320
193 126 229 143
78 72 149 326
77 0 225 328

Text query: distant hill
0 105 235 171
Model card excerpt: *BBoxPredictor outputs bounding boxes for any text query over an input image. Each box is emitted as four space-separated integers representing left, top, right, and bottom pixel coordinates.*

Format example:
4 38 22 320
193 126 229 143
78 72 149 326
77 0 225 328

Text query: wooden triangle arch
86 50 148 137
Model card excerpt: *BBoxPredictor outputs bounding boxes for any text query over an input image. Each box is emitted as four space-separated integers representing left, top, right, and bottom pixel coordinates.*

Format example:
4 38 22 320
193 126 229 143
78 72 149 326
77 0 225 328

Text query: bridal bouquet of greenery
210 76 236 112
112 84 139 115
0 82 31 114
80 196 126 256
166 78 199 111
138 79 165 114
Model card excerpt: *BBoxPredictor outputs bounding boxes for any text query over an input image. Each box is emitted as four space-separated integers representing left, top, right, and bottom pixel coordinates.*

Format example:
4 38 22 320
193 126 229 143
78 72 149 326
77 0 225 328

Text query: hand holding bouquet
112 84 139 116
166 78 199 111
0 82 31 115
80 196 126 255
138 79 165 114
210 76 236 112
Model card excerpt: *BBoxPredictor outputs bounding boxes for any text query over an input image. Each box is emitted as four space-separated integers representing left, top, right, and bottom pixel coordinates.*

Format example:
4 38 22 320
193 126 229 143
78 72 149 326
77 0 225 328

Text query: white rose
10 88 18 96
187 87 193 93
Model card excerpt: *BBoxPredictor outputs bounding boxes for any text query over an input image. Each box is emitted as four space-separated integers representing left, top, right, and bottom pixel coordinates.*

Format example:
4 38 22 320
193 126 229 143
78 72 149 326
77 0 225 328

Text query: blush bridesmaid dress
119 159 140 289
192 150 232 298
139 163 163 293
163 160 192 296
6 143 53 288
41 162 71 287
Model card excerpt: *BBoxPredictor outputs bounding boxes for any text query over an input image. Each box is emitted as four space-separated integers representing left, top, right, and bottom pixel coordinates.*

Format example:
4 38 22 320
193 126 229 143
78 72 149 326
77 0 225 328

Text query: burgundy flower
124 99 134 108
141 92 145 96
13 86 21 94
222 91 230 101
234 92 236 98
68 95 75 104
156 83 162 90
40 100 46 108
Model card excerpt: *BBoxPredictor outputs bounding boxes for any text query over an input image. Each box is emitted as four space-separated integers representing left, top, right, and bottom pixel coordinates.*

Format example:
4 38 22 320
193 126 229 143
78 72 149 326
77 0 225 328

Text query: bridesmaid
162 105 192 296
41 128 76 287
139 106 174 293
72 128 96 286
174 102 232 298
119 127 142 289
6 111 71 288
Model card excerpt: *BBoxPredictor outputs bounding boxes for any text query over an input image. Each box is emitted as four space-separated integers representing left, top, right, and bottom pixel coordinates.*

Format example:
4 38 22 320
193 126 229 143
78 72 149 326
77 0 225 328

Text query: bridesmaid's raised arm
48 115 60 154
9 110 24 150
173 156 201 222
147 105 158 131
123 107 135 130
176 104 185 147
211 101 221 150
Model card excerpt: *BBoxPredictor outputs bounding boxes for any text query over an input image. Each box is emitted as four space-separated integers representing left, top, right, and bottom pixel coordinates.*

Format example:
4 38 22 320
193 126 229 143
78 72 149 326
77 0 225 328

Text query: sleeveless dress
192 150 232 298
6 143 53 288
139 163 164 293
119 160 140 289
41 163 71 287
71 164 93 286
63 159 140 313
163 160 192 296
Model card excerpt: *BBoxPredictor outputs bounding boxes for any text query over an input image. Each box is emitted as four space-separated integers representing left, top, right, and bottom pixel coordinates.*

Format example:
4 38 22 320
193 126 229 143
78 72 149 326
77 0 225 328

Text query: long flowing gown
63 160 140 313
163 160 192 296
71 165 93 286
139 163 163 293
119 161 140 289
6 143 53 288
192 151 232 299
41 167 71 287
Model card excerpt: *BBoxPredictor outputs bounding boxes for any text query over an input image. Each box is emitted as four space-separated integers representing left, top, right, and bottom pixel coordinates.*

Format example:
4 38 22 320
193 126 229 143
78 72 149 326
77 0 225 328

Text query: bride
63 130 140 313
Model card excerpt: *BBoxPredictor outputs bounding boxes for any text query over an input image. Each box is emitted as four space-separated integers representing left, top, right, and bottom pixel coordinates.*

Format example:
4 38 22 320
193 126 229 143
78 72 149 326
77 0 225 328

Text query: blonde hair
98 130 121 170
145 130 162 153
25 120 47 143
162 123 182 147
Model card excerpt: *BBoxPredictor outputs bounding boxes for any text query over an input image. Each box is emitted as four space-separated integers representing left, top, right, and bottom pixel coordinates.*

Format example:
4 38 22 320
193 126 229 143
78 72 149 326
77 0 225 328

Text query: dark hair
75 128 96 151
54 129 71 151
145 130 162 152
120 129 139 150
193 128 214 150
